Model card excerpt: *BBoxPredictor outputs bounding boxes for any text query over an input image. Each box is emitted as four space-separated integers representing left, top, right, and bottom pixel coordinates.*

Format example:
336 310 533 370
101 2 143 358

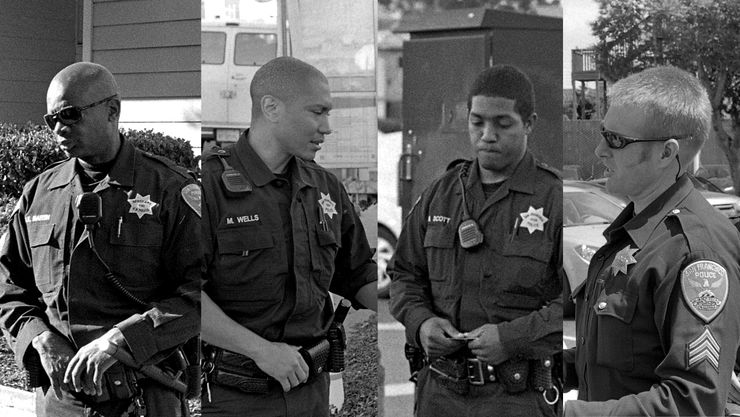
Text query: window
234 33 277 66
202 31 226 64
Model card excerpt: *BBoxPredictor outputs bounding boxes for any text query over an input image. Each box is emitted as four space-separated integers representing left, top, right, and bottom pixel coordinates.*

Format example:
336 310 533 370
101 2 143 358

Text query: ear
261 95 282 123
658 139 680 167
524 112 537 134
107 98 121 122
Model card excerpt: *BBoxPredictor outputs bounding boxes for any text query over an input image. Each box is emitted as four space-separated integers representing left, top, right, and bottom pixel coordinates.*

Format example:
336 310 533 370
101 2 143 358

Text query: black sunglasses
600 127 692 150
44 94 118 130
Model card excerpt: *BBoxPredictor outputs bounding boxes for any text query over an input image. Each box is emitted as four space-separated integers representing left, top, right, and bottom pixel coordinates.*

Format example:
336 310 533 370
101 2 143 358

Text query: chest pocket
107 221 163 287
216 228 280 298
594 290 638 372
28 223 61 292
422 226 458 310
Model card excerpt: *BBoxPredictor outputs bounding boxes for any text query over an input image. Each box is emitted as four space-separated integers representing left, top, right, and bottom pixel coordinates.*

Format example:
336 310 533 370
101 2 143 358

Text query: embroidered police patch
181 183 201 218
681 260 728 323
687 327 720 371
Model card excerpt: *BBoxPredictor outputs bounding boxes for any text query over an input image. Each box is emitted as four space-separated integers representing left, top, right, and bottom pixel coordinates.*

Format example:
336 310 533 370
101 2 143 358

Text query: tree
592 0 740 195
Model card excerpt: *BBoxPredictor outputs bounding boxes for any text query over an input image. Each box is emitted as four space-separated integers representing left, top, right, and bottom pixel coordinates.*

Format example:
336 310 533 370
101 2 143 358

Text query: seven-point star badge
611 246 638 276
318 192 338 219
128 193 157 219
519 206 548 234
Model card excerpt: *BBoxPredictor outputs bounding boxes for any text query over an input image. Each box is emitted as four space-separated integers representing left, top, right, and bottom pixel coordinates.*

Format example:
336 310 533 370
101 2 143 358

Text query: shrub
0 122 197 200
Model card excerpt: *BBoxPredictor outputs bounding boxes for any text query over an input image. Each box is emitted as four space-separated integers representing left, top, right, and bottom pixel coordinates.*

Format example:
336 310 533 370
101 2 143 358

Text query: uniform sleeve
497 215 563 359
0 191 54 368
388 192 437 346
115 180 203 365
328 185 376 306
565 256 740 417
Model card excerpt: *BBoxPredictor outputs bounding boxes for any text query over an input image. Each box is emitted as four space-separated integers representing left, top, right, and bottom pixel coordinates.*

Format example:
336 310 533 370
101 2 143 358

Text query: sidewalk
0 385 34 417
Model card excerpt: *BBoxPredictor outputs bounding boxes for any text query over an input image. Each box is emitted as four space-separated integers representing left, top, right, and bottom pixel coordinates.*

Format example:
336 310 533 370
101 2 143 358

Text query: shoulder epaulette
43 157 71 171
536 161 562 179
141 152 192 180
203 146 231 160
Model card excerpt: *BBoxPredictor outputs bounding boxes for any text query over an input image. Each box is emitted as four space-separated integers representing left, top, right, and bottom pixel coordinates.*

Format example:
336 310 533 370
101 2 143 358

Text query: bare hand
32 331 76 400
467 323 508 364
253 341 310 392
419 317 465 358
64 331 119 396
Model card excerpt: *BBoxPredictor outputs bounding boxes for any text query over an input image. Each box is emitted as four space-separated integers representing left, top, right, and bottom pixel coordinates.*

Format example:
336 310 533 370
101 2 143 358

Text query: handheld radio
457 164 484 250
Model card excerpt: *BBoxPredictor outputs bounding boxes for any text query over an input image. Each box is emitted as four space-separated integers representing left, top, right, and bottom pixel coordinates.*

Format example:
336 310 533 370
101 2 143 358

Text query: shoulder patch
681 260 728 323
181 183 201 217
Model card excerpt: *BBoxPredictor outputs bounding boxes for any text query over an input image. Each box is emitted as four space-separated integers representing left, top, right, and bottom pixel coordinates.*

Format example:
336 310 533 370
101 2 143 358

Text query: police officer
0 62 201 416
200 56 377 417
389 65 563 417
563 66 740 416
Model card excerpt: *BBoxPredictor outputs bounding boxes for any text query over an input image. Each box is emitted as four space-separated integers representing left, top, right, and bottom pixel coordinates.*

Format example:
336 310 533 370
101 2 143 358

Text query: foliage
591 0 740 193
331 315 379 417
0 123 197 199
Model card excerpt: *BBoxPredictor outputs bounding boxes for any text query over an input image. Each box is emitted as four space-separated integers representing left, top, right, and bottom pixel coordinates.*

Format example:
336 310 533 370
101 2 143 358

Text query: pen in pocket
510 217 519 242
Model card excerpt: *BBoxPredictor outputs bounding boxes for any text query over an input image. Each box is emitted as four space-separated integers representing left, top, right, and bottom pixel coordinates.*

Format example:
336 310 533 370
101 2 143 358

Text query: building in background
0 1 201 152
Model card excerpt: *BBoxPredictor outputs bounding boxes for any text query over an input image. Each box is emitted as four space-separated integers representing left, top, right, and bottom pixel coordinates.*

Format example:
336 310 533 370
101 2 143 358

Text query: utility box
395 8 562 215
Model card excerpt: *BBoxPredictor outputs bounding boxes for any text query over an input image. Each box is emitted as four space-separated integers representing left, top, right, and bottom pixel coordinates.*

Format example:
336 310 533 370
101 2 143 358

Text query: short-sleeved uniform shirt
389 152 562 360
566 174 740 416
201 132 376 345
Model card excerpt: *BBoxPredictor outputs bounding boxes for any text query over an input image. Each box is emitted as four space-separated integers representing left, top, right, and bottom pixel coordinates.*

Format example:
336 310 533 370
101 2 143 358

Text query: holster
202 346 273 395
404 343 426 383
299 339 331 379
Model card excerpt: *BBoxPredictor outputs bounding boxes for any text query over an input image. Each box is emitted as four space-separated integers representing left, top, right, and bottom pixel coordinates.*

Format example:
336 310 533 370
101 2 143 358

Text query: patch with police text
519 206 548 234
427 215 451 225
181 184 201 218
127 193 157 219
610 246 638 277
687 327 720 371
681 260 728 323
318 192 338 219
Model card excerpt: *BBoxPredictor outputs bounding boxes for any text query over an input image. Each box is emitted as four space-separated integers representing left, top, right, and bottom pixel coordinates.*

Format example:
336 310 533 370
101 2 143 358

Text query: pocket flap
503 239 552 263
423 226 455 249
29 223 54 248
593 291 637 323
217 228 274 254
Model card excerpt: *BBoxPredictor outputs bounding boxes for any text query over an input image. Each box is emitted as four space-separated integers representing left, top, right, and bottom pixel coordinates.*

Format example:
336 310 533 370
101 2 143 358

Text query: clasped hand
33 329 121 399
419 319 508 364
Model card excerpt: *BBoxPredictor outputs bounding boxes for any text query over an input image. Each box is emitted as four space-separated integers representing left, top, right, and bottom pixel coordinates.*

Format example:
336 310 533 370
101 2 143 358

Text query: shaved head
48 62 119 105
46 62 121 164
250 57 327 120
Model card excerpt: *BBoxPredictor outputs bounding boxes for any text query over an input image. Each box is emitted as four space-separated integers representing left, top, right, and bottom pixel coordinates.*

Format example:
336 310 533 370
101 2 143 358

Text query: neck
630 172 676 214
477 153 524 184
247 127 291 173
80 133 120 166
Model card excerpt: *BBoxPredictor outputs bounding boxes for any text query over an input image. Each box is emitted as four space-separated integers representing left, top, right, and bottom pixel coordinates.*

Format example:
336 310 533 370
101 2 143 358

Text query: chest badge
318 192 338 219
681 260 728 323
519 206 548 234
610 246 638 276
128 193 157 219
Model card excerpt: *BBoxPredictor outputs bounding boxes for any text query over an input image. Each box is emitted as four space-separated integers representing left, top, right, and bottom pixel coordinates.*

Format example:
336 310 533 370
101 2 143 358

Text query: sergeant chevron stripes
687 328 720 371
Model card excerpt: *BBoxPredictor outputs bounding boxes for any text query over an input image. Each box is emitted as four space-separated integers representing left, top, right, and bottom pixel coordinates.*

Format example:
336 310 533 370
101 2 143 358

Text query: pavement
0 385 33 417
378 298 414 416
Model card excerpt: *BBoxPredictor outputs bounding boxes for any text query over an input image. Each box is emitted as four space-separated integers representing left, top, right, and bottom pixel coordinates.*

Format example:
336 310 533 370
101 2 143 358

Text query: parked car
563 180 625 317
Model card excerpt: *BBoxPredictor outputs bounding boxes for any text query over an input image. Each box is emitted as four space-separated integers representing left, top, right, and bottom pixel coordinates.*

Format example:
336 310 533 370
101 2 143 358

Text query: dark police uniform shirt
201 132 375 346
566 174 740 416
0 136 202 371
389 151 562 360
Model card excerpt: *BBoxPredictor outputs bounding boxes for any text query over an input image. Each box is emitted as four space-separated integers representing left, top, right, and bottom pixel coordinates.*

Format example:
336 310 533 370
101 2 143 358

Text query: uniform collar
604 174 693 248
48 134 133 190
466 151 536 195
235 130 317 189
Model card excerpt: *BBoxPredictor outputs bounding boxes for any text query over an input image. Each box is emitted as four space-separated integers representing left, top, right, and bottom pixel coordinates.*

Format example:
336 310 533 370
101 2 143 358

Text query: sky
563 0 600 88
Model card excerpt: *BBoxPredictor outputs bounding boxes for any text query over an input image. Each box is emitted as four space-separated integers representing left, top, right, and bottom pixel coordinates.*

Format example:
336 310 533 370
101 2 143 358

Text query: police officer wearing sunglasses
0 62 201 416
563 66 740 416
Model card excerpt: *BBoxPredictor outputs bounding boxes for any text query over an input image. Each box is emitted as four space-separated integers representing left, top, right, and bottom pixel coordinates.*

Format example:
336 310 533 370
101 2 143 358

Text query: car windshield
564 190 623 226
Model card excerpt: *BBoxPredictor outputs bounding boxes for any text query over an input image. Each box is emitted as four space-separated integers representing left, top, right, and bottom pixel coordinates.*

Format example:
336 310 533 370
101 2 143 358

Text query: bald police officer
563 66 740 416
389 65 563 417
200 56 377 417
0 63 201 416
